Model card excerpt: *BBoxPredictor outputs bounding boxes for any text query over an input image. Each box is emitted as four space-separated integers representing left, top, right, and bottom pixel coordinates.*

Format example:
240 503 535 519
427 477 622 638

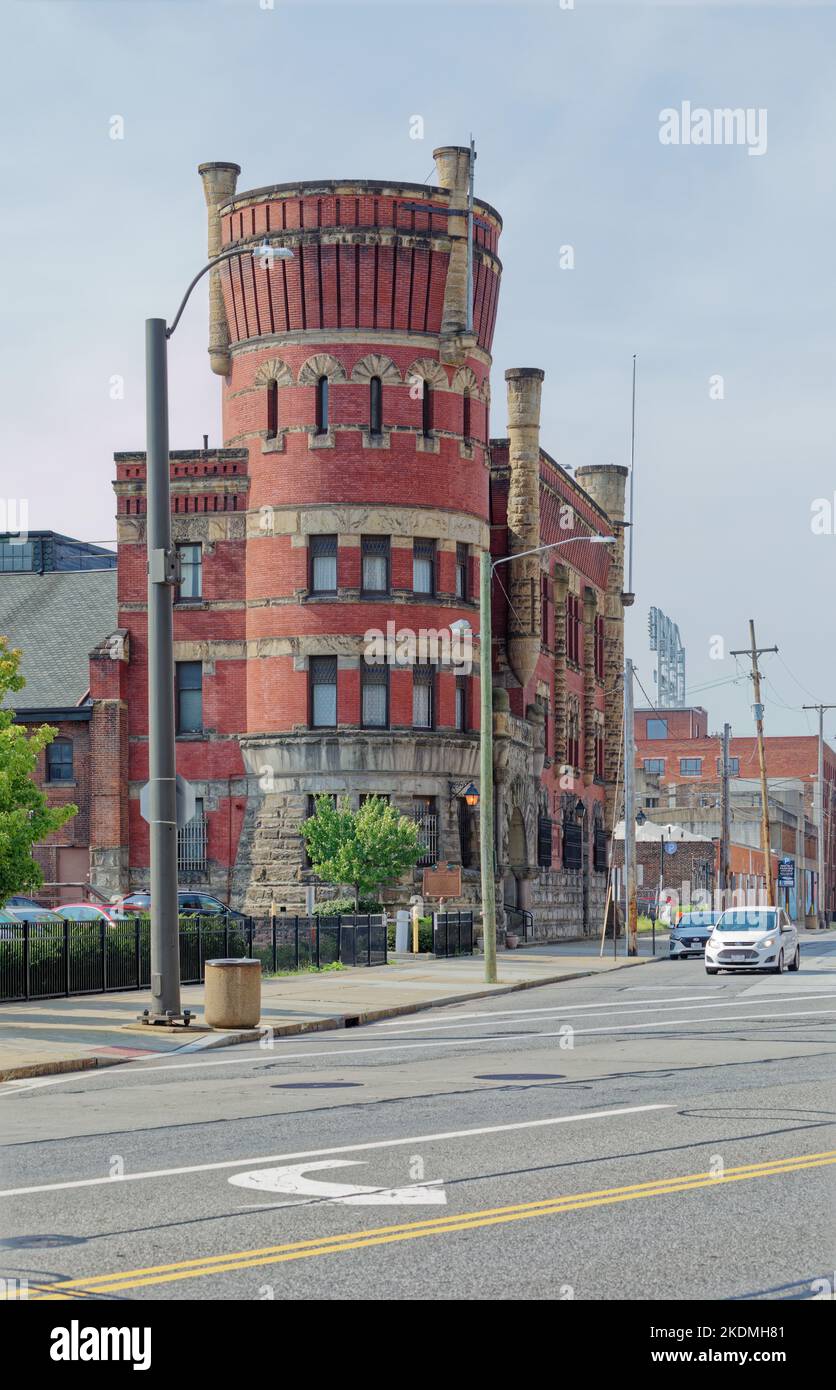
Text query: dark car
669 910 720 960
4 895 45 911
117 891 246 920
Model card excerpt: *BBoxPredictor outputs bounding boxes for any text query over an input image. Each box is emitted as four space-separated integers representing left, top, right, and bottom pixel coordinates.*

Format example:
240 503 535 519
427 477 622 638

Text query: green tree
301 794 422 911
0 637 78 902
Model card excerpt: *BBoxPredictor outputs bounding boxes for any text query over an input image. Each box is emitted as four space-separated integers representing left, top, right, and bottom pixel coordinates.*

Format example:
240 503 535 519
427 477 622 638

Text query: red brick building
634 706 833 922
0 534 119 900
86 149 631 939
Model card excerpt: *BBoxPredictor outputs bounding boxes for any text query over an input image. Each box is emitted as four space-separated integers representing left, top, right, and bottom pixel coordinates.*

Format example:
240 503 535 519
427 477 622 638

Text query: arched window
462 389 471 440
422 381 433 437
369 376 383 435
266 379 278 439
315 375 329 434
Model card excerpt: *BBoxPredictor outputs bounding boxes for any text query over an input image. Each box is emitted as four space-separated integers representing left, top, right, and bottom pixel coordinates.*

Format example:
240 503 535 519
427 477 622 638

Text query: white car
704 906 800 975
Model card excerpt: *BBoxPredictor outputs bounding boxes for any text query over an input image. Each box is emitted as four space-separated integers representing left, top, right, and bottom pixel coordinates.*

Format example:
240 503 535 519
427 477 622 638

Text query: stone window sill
361 429 391 450
309 429 336 450
416 433 440 455
262 432 287 455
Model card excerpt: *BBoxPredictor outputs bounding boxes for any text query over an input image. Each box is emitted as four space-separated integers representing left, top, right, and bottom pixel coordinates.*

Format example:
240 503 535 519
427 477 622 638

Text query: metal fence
433 910 474 957
0 914 387 1003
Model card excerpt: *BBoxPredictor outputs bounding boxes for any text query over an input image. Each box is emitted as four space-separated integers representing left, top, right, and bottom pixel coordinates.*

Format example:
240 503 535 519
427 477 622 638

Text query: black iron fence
252 915 387 973
0 914 387 1003
433 910 474 957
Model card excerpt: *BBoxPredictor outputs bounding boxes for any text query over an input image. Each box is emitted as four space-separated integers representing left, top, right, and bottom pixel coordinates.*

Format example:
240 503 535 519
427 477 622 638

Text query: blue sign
664 841 678 856
778 858 795 886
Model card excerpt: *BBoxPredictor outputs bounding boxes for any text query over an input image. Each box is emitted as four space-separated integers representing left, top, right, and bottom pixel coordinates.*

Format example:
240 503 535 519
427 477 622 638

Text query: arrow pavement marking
229 1158 447 1205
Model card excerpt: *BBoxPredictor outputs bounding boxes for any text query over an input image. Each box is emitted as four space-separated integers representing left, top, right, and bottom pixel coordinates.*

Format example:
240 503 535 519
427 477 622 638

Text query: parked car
0 908 21 940
4 905 66 925
116 891 246 920
54 903 128 925
704 906 800 975
668 911 721 960
4 895 45 911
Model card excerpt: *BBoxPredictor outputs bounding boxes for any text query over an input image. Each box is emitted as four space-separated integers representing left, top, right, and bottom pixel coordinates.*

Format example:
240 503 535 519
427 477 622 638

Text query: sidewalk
0 945 657 1082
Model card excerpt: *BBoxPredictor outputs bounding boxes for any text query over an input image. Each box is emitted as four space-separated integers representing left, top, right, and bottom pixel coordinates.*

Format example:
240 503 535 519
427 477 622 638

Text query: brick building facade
634 706 832 923
74 148 630 940
0 536 118 901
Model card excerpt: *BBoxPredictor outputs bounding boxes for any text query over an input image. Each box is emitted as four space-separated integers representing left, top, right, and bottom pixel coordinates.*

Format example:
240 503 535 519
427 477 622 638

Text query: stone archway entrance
504 807 528 915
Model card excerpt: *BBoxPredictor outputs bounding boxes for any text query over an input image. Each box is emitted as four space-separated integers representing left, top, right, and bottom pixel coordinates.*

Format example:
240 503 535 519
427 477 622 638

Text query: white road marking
0 1102 670 1199
229 1159 447 1205
367 993 836 1035
3 1004 835 1096
370 994 718 1026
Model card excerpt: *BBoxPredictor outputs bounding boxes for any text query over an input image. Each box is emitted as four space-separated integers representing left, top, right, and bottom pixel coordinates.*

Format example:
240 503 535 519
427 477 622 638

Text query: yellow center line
14 1148 836 1299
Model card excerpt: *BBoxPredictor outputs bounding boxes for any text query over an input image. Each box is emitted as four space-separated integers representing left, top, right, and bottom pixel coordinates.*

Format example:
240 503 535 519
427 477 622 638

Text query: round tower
199 151 503 910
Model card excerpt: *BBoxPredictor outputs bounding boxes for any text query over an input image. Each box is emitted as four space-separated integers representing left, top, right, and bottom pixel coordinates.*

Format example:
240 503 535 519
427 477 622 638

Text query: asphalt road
2 934 835 1302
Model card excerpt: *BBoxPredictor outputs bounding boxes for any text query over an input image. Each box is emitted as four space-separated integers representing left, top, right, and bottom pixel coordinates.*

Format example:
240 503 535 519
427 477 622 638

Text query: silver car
668 911 720 960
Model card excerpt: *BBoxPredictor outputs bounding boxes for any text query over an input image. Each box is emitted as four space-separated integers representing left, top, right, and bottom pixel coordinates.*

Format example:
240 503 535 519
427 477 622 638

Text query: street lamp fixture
142 241 294 1027
449 781 480 808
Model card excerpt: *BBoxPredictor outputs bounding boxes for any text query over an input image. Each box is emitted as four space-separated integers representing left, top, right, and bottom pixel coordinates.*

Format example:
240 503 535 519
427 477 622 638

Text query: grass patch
262 961 345 979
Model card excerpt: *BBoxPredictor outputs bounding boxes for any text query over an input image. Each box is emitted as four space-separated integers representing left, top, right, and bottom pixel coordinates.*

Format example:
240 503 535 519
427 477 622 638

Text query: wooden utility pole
801 703 836 929
730 622 777 907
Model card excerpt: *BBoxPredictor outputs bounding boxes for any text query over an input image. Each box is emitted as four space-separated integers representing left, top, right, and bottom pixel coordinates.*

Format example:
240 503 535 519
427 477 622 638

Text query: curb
0 953 657 1081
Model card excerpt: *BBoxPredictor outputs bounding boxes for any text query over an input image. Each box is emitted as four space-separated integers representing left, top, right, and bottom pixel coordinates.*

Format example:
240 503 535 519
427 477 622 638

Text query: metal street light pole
145 318 181 1022
479 534 615 984
143 241 293 1025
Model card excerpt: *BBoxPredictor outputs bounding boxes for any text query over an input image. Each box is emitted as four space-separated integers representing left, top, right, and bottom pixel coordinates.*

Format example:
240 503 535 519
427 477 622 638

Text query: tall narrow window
310 534 337 594
413 666 435 729
176 543 202 601
362 664 389 728
369 376 383 435
176 662 203 734
422 381 433 437
46 739 73 783
361 536 390 595
462 389 471 440
315 375 329 434
455 676 468 732
458 798 473 868
310 657 337 728
455 543 468 601
412 796 438 866
412 539 435 595
266 379 279 438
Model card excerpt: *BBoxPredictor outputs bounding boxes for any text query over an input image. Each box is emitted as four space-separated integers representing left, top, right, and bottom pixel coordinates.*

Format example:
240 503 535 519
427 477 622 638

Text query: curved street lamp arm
491 534 614 573
166 248 252 339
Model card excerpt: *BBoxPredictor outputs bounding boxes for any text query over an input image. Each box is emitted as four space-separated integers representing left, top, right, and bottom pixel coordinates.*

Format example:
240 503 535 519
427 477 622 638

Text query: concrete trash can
204 957 262 1030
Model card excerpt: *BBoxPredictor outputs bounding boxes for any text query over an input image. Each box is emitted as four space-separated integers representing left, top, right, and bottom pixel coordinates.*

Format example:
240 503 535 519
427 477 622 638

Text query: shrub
310 897 384 917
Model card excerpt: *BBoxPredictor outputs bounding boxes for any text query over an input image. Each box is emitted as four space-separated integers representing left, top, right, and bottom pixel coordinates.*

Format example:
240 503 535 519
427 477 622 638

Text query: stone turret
433 145 475 363
574 463 629 827
198 161 241 377
505 367 545 688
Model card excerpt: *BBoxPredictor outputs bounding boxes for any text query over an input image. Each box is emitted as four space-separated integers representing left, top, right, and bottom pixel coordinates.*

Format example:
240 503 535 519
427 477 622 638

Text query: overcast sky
2 0 834 739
